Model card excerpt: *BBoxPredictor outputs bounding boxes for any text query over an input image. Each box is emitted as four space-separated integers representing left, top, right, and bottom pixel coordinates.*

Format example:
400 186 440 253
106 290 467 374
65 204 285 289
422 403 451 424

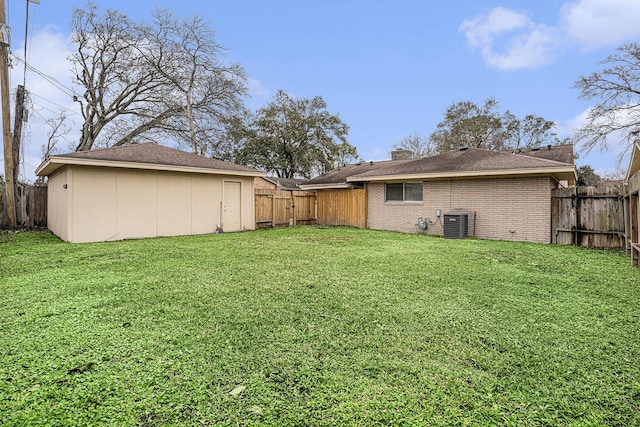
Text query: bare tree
71 2 247 153
42 111 71 158
573 43 640 161
393 133 436 158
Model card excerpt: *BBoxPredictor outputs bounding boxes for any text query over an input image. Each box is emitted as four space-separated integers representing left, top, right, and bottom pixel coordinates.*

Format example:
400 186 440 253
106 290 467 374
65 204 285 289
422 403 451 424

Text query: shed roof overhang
346 166 577 184
626 141 640 183
36 156 265 178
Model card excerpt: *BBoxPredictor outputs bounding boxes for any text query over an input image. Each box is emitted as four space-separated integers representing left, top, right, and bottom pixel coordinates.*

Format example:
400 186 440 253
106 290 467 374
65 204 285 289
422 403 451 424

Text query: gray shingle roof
263 176 306 189
352 147 573 179
300 145 576 187
37 143 262 176
303 159 414 186
53 143 259 173
504 144 574 164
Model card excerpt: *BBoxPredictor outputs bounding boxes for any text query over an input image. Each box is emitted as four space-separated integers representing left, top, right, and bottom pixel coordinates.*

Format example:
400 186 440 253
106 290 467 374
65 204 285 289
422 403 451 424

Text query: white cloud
459 8 559 71
561 0 640 50
461 1 640 70
460 7 530 48
481 24 558 71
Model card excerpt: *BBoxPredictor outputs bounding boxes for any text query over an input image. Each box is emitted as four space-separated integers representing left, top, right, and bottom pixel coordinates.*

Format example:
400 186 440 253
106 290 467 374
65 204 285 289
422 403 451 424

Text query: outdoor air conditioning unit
443 213 468 239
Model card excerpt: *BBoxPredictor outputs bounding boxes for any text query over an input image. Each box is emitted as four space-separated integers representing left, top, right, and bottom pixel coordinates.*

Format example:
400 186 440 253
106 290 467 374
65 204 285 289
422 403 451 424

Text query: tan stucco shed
36 143 264 243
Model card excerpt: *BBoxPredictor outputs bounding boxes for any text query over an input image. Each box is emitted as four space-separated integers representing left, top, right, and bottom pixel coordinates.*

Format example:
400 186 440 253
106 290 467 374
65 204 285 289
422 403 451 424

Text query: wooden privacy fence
254 189 317 228
627 172 640 266
551 182 640 267
254 188 367 229
316 188 367 228
552 185 625 248
0 182 47 228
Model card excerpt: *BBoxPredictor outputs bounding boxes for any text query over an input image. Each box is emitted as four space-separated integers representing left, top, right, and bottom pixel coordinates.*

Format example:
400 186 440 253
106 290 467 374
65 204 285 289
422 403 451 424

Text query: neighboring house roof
36 143 264 177
626 140 640 182
262 176 306 190
505 144 574 164
349 147 576 182
300 159 414 189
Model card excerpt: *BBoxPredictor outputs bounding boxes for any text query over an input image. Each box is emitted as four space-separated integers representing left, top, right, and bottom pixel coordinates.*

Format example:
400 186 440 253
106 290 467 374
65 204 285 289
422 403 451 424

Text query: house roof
504 144 574 164
301 145 576 190
349 147 576 182
262 176 306 190
299 159 415 189
36 143 264 177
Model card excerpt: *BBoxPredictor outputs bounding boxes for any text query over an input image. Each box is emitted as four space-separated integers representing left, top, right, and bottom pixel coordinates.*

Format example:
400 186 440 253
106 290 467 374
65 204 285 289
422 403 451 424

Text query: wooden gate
552 185 625 248
255 189 317 228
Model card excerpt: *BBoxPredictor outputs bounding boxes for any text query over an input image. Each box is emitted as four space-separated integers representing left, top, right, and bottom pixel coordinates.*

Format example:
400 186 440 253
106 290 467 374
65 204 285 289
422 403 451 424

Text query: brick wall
367 176 556 243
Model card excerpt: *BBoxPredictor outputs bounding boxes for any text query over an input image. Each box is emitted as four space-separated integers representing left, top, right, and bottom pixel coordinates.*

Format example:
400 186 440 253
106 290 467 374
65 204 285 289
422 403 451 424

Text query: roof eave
36 156 265 178
346 166 578 183
298 182 355 190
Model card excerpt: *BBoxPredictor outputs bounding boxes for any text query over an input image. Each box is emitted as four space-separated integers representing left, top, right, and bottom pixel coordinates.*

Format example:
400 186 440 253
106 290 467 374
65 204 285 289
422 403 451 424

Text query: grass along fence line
1 227 639 425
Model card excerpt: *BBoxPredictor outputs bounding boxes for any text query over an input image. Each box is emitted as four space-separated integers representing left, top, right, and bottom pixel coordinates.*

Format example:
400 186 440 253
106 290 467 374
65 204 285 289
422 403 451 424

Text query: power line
11 54 76 97
29 92 81 117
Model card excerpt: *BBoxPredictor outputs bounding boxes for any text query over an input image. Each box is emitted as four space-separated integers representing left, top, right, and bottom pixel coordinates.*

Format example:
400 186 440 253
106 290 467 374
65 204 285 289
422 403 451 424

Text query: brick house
302 145 576 243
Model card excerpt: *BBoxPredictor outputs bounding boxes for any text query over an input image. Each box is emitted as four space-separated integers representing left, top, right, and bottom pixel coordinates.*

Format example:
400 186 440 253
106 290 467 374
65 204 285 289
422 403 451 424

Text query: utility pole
12 85 25 190
0 0 16 227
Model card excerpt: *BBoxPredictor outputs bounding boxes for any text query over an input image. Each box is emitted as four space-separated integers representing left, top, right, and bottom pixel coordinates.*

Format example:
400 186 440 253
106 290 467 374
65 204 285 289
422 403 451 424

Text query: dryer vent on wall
443 213 468 239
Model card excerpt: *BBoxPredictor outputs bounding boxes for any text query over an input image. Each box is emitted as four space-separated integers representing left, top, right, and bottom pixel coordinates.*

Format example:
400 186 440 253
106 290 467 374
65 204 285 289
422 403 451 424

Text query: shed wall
367 176 556 243
116 171 158 239
192 175 222 235
157 173 192 237
47 169 69 241
60 166 254 243
71 168 117 242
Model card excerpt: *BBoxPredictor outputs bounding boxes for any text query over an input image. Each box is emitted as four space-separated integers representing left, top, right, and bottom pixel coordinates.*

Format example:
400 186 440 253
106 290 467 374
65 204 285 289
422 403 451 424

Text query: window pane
385 183 404 201
404 183 423 201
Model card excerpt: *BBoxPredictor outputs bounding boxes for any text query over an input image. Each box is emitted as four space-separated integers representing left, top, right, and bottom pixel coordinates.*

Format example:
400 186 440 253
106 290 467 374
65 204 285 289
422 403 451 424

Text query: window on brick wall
385 182 423 202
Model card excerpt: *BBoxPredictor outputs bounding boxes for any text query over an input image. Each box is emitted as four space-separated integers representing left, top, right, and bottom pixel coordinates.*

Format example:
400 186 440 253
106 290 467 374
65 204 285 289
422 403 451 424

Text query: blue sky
5 0 640 181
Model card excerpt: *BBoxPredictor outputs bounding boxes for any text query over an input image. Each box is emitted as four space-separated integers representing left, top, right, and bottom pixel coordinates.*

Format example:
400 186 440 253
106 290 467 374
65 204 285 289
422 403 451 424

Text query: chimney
391 149 412 160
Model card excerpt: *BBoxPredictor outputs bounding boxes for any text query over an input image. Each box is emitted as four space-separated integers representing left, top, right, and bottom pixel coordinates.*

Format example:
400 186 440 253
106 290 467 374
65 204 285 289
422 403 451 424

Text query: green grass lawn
1 226 639 426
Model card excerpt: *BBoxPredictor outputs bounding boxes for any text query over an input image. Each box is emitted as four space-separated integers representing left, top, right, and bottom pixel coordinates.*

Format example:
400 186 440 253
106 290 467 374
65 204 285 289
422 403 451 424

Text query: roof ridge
64 142 158 156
